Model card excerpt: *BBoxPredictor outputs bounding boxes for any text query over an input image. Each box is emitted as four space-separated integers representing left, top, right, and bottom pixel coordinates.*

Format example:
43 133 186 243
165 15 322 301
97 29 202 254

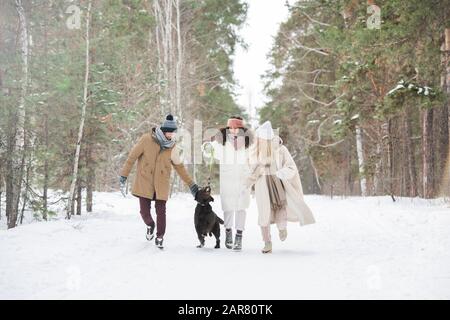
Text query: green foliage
259 0 449 194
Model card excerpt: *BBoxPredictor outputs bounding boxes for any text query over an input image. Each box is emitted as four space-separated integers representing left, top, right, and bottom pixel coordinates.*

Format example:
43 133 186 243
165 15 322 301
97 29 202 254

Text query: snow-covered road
1 193 449 299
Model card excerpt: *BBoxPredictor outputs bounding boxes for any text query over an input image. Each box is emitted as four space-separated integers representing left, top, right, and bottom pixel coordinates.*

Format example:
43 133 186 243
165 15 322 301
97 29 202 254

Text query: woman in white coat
203 116 253 251
246 121 315 253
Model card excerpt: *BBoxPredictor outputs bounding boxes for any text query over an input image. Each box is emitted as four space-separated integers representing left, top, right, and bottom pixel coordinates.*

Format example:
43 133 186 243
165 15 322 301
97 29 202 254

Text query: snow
1 192 450 300
387 80 435 97
387 83 405 95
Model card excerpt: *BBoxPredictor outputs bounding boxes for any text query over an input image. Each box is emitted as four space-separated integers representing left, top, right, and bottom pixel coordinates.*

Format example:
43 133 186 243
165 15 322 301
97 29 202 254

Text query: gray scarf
154 126 176 150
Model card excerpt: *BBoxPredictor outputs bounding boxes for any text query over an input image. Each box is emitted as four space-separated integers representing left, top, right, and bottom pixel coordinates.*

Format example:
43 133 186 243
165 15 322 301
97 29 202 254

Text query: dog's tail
217 217 224 225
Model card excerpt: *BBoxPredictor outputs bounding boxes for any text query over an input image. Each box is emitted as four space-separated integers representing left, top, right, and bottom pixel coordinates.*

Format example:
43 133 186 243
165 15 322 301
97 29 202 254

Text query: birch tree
355 126 367 196
6 0 28 229
67 0 92 219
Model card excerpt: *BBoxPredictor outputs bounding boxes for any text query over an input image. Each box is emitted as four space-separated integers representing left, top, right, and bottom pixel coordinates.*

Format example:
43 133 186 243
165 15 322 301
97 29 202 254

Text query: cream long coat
246 138 315 227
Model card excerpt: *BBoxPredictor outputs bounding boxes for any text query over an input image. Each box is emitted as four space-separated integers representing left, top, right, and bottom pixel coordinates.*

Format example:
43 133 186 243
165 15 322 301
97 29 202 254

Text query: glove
119 176 127 197
189 183 200 198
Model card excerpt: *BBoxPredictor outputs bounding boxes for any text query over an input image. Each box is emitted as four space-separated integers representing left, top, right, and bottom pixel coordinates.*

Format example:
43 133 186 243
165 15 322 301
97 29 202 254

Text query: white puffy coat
203 140 251 212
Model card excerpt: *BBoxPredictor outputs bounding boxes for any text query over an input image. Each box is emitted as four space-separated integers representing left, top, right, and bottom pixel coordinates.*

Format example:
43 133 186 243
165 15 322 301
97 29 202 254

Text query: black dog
194 186 224 249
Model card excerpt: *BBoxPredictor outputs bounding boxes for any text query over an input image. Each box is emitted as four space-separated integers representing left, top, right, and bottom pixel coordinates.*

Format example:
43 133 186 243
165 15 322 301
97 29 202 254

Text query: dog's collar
197 202 208 207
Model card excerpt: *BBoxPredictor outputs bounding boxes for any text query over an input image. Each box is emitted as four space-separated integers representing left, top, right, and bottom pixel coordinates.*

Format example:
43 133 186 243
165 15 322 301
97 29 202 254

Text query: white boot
262 241 272 254
279 229 287 241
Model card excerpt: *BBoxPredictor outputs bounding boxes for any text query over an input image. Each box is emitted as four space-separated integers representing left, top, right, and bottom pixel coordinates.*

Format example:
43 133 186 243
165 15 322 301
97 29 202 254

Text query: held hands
244 177 253 190
241 180 254 198
119 176 127 197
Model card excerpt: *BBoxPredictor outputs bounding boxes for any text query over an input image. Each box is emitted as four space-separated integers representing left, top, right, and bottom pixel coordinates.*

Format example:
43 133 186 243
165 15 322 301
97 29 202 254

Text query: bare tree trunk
437 29 450 196
42 10 49 221
19 154 32 225
0 168 3 221
167 0 174 114
154 0 172 115
404 110 418 197
445 29 450 196
355 126 367 196
154 0 182 116
14 0 27 164
7 0 29 229
0 72 3 221
164 0 172 112
422 109 435 198
175 0 183 118
76 182 82 216
85 143 94 212
373 142 382 196
309 156 322 193
43 111 49 220
381 120 395 199
67 0 92 219
153 1 164 115
345 137 354 195
5 149 13 227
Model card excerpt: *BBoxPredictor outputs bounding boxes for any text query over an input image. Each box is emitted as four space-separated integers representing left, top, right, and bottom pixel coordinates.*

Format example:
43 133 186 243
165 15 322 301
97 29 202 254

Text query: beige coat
121 129 193 200
247 138 315 227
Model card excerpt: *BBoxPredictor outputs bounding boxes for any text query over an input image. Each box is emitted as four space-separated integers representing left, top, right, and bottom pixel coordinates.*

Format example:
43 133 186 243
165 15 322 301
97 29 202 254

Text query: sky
233 0 292 126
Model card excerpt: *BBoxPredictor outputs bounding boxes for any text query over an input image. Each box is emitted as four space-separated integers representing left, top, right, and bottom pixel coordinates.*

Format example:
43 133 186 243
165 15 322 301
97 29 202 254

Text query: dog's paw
214 244 220 249
197 244 205 248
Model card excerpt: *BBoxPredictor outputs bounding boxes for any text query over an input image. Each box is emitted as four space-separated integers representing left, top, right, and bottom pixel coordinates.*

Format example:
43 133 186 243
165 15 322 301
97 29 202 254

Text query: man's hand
119 176 127 197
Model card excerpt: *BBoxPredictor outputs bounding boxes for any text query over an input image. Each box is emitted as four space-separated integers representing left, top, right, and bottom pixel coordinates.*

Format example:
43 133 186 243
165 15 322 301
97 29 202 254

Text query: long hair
256 138 273 165
250 136 283 167
215 117 253 149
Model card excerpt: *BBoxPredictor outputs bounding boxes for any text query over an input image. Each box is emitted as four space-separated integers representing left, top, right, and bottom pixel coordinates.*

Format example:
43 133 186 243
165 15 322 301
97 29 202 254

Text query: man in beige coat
246 121 315 253
119 114 199 249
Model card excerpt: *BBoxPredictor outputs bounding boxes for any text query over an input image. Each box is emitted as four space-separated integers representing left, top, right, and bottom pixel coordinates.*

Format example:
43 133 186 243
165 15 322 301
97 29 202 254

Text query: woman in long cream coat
246 121 315 253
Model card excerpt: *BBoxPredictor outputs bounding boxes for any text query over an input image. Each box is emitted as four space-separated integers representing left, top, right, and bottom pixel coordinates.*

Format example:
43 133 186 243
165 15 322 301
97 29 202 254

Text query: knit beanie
161 114 178 132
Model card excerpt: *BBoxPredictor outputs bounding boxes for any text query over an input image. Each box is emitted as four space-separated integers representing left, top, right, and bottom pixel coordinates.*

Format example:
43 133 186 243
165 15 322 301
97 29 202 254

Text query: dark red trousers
139 193 167 238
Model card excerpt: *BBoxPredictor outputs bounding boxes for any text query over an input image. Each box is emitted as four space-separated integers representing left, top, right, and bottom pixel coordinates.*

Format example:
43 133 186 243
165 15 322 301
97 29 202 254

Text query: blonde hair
256 138 273 166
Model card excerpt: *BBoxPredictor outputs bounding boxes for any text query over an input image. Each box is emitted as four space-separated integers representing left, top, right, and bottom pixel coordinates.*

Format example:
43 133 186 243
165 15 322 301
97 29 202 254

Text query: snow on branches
387 79 435 97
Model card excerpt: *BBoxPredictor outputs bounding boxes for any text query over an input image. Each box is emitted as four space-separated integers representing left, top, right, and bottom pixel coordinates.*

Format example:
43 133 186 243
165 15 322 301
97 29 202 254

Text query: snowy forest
1 0 248 228
1 0 448 229
261 0 450 199
0 0 450 300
